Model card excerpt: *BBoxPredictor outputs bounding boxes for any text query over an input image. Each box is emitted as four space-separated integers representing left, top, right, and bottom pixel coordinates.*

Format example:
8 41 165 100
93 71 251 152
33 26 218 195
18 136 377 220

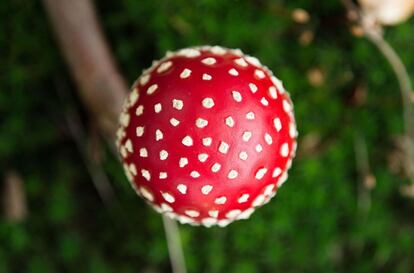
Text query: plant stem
341 0 414 185
162 216 187 273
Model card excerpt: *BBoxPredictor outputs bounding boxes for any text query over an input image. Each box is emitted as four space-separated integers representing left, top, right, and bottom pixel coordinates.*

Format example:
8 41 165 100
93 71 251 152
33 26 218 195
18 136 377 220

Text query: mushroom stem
342 0 414 187
162 216 188 273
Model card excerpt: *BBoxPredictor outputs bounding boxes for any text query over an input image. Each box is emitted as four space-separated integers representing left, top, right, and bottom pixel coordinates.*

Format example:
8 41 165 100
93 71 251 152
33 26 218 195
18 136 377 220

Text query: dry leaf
2 171 28 222
292 8 310 23
307 68 325 87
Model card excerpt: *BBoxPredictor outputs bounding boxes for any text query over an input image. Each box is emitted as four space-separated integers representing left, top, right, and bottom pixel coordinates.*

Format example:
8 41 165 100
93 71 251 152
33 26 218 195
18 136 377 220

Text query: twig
42 0 128 140
353 133 373 213
43 1 187 271
162 217 187 273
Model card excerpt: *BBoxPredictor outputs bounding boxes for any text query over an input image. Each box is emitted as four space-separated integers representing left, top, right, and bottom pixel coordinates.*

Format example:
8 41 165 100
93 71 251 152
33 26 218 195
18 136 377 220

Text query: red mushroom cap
117 46 297 227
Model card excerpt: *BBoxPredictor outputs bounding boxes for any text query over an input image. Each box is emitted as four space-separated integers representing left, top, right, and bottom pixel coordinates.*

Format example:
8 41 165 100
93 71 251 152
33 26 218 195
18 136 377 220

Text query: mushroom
117 46 297 227
358 0 414 25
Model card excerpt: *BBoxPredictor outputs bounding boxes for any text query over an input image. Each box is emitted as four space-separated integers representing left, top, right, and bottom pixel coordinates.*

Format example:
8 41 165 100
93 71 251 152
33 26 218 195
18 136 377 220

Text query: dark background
1 1 414 273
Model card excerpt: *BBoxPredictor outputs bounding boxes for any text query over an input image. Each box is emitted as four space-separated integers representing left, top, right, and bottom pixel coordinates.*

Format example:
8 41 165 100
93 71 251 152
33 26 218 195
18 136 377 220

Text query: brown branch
42 0 128 139
42 1 187 272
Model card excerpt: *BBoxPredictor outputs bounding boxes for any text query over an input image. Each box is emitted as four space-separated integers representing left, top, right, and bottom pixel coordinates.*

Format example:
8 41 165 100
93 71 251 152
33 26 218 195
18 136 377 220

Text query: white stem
162 216 187 273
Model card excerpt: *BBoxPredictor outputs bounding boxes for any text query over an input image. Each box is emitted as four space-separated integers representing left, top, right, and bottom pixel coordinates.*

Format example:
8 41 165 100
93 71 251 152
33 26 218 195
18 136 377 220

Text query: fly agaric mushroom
116 46 297 227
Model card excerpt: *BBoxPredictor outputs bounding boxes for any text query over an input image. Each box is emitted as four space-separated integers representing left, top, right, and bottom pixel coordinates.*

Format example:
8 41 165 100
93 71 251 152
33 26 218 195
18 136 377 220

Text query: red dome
116 46 297 227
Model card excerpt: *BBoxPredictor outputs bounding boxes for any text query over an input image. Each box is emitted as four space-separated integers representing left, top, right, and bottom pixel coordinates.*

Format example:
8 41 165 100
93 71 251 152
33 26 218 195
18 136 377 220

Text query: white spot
202 73 212 81
180 68 192 79
140 187 153 201
245 56 261 66
201 57 216 65
242 131 252 142
218 141 230 154
228 68 239 76
179 157 188 168
190 171 200 178
239 151 248 161
255 168 268 180
177 184 187 194
154 103 162 113
129 163 137 176
261 97 269 106
231 48 243 56
249 83 258 93
287 158 293 169
272 76 285 93
161 203 173 212
264 184 275 196
202 218 217 227
289 123 297 138
120 146 127 158
227 169 238 179
202 137 212 146
237 208 255 220
159 150 168 160
211 163 221 173
201 185 213 195
231 90 242 102
139 148 148 157
274 118 282 132
234 58 248 67
116 128 125 141
280 143 289 157
129 90 139 106
125 139 133 153
211 46 226 55
255 144 263 153
170 118 180 126
147 84 158 95
157 61 172 73
176 215 194 224
136 105 144 116
196 118 208 128
177 48 200 58
225 116 235 127
238 194 250 203
182 135 193 147
162 192 175 203
218 220 231 227
255 69 266 79
141 169 151 181
198 153 209 162
277 172 288 187
269 86 278 99
226 210 241 219
156 129 163 141
246 111 255 120
136 126 144 137
208 210 219 218
185 210 200 218
252 194 266 207
264 133 273 145
272 167 282 177
202 97 215 108
283 100 292 112
214 196 227 205
172 99 184 110
139 74 150 86
119 112 130 127
159 172 168 179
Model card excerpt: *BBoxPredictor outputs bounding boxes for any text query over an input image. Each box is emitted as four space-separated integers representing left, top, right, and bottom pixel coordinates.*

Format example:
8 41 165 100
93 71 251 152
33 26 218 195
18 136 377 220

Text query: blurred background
1 1 414 272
